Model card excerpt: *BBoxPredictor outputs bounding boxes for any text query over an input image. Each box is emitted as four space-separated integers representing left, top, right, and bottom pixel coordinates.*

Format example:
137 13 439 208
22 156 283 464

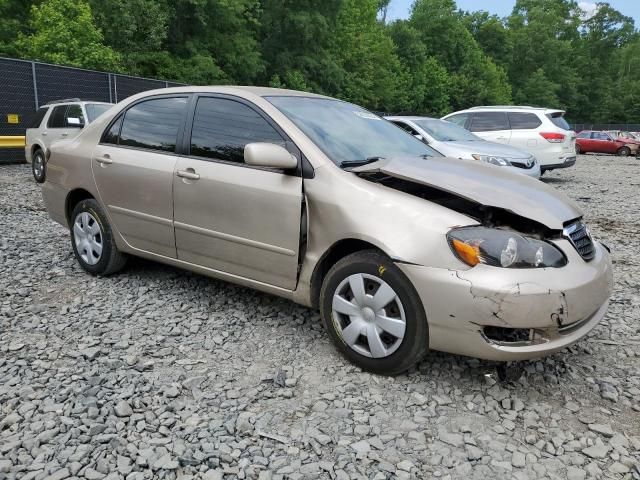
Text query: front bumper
398 240 612 361
506 162 541 179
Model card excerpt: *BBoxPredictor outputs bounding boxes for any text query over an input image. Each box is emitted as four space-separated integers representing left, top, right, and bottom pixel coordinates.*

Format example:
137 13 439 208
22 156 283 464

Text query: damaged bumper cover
397 239 613 361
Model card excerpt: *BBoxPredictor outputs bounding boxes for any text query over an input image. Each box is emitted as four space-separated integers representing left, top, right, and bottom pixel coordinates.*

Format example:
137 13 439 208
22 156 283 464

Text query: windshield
266 97 441 165
86 103 112 123
414 118 480 142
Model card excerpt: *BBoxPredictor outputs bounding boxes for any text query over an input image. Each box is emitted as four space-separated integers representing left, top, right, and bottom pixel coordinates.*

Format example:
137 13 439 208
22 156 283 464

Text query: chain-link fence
0 57 184 164
571 123 640 132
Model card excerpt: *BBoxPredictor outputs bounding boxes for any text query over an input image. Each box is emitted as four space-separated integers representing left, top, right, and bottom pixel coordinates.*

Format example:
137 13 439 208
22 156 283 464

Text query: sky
385 0 640 24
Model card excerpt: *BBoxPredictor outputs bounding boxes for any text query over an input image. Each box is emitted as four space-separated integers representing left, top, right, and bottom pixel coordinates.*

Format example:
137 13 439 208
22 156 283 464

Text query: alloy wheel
331 273 406 358
33 153 44 179
73 212 103 265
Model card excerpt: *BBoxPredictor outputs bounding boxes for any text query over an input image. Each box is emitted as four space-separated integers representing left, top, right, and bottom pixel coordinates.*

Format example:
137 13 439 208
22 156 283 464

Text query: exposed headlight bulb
500 237 518 267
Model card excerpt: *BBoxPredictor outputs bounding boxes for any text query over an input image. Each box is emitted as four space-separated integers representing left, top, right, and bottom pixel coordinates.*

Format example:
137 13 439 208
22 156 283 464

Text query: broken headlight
447 226 567 268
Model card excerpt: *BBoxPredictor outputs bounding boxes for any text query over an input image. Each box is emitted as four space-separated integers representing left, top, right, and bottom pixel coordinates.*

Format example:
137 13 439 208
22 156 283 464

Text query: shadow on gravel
540 176 569 184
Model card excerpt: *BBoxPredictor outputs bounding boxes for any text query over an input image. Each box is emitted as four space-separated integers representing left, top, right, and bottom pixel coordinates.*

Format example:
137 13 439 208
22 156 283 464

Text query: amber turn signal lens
451 239 480 266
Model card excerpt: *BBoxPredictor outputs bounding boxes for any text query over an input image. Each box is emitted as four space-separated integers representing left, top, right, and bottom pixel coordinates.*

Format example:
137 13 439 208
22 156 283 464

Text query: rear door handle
61 133 69 137
176 169 200 180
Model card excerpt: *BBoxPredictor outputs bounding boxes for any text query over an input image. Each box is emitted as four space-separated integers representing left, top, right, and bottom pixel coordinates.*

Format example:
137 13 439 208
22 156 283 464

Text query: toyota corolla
41 87 613 375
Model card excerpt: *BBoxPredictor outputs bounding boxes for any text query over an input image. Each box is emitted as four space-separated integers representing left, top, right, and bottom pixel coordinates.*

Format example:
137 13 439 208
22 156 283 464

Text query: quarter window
507 113 542 130
469 112 509 132
118 97 188 153
31 107 49 128
190 97 284 163
102 116 123 145
47 105 67 128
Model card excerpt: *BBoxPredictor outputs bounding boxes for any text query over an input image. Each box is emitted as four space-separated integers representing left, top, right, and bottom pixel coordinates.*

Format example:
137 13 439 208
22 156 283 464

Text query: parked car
25 98 113 182
442 106 576 174
41 87 612 375
606 130 640 151
575 130 638 156
385 116 540 179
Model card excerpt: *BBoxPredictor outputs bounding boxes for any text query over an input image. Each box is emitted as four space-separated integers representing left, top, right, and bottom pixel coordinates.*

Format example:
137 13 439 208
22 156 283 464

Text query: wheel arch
65 188 95 226
309 238 388 309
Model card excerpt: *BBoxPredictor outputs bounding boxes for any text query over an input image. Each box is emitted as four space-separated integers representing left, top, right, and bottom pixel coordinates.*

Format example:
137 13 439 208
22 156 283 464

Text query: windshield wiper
340 157 385 168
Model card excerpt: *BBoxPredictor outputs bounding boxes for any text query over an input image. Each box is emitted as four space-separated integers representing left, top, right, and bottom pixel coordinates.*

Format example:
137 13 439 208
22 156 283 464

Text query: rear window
546 112 571 130
508 113 542 130
30 107 49 128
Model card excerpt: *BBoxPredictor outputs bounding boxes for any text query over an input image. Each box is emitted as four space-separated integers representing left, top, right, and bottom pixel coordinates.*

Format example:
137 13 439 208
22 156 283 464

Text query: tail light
540 132 565 143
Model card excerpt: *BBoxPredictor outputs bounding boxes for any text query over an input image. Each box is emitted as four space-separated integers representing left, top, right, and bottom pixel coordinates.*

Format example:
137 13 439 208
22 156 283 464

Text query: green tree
17 0 121 70
0 0 37 57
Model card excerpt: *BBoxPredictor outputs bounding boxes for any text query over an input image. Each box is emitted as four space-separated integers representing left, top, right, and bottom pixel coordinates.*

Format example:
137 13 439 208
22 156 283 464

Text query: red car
575 130 638 156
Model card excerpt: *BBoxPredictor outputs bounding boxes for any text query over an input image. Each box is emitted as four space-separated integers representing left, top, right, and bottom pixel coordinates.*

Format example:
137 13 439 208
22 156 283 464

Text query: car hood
436 140 532 159
352 156 581 230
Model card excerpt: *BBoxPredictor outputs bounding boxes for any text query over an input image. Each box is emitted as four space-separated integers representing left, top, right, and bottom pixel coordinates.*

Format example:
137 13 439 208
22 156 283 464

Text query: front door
173 96 303 290
92 96 189 258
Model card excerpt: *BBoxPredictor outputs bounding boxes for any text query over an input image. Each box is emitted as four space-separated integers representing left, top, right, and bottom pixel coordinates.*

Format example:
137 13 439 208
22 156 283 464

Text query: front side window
508 113 542 130
469 112 509 132
47 105 67 128
86 103 112 123
190 97 284 163
65 105 85 127
414 119 480 142
119 97 188 153
592 132 610 140
267 97 440 165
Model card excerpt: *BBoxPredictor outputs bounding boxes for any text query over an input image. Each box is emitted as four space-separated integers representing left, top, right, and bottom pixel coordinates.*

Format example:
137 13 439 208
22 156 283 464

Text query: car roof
43 100 113 107
450 106 565 115
124 85 332 101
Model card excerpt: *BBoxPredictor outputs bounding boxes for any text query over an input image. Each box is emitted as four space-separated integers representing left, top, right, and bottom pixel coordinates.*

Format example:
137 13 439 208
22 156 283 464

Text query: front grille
564 220 595 261
510 157 535 169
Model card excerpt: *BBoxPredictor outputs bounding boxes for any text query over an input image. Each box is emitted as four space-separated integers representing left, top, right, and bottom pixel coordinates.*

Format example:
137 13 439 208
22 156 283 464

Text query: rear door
172 95 303 290
507 112 542 152
468 112 511 144
92 95 189 258
43 105 72 147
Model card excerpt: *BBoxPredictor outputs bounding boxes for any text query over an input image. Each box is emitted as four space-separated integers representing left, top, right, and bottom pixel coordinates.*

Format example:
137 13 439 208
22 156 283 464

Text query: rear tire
70 199 127 276
617 146 631 157
32 149 46 183
320 250 428 375
575 144 582 155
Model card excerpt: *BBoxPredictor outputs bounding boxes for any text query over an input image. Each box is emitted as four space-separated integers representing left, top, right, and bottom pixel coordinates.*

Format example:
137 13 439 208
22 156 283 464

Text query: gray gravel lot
1 155 639 480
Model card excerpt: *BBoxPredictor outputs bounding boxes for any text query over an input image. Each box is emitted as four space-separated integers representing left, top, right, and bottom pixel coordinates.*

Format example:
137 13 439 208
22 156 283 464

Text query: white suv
25 98 113 183
442 106 576 174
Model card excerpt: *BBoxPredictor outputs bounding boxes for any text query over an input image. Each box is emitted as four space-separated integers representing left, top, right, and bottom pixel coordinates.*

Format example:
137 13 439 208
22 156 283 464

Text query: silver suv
25 98 113 182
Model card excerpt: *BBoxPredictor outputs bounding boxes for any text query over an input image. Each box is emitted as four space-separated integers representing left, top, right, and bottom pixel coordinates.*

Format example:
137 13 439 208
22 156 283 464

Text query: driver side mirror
244 143 298 170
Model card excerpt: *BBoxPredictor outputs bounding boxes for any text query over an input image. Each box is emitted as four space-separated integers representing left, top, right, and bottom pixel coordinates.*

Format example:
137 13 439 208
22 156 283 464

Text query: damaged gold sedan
41 87 613 375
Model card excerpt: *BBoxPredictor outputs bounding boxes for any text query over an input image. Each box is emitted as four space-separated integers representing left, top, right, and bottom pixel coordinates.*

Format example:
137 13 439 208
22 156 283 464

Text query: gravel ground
1 155 639 480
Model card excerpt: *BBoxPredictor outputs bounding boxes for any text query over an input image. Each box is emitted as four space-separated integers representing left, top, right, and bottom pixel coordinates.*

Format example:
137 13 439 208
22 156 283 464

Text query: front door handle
96 154 112 165
61 133 69 137
176 169 200 180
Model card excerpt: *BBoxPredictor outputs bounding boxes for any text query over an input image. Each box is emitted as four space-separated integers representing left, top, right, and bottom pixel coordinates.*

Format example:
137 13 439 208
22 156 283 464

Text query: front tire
320 250 428 375
32 149 46 183
70 199 127 275
617 146 631 157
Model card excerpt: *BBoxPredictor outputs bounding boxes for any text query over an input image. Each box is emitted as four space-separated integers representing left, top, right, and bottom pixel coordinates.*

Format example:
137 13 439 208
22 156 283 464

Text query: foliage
0 0 638 122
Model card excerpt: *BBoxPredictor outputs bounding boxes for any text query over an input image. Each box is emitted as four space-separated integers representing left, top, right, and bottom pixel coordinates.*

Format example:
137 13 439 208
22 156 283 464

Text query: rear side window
546 112 571 130
118 97 188 153
508 113 542 130
445 113 469 128
47 105 67 128
31 107 49 128
577 131 590 139
189 97 284 164
469 112 509 132
65 104 85 127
